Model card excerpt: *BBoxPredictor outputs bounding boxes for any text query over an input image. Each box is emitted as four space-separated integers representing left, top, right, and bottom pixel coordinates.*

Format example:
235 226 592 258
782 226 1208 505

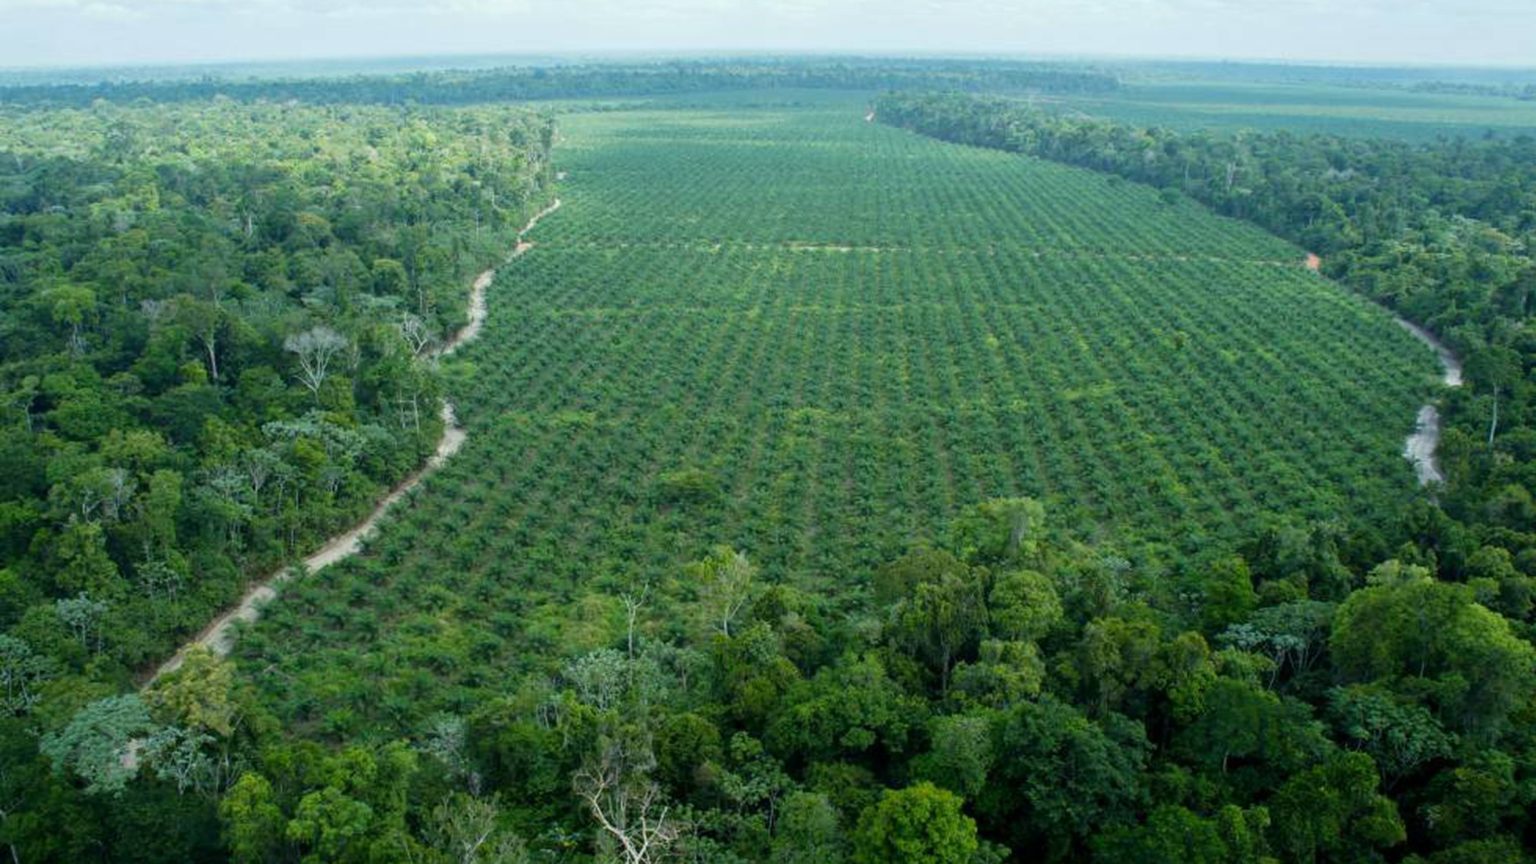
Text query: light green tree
44 284 96 356
988 569 1063 642
691 546 757 638
773 792 846 864
39 694 154 795
220 772 285 864
950 497 1047 566
888 564 988 695
146 645 239 736
852 782 978 864
1269 751 1405 863
1332 568 1536 738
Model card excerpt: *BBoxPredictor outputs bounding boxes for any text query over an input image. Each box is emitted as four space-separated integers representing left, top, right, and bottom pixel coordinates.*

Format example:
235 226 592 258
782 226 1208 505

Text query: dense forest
0 99 555 856
0 63 1534 863
0 61 1120 109
42 497 1536 862
221 495 1536 863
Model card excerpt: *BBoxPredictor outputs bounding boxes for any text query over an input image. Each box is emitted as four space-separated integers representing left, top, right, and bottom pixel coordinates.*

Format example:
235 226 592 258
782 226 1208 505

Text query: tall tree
851 783 979 864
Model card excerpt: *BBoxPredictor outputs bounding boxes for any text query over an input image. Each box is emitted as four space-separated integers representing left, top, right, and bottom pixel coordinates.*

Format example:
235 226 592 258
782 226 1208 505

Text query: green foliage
236 103 1438 746
0 95 554 855
851 782 979 864
1410 838 1528 864
885 557 988 694
691 546 758 638
713 623 804 730
911 713 994 799
1073 614 1165 714
951 498 1047 567
1331 569 1536 737
0 60 1120 109
0 633 54 713
1417 752 1524 849
658 466 722 505
951 639 1046 708
1327 685 1456 783
1091 804 1273 864
878 87 1536 577
655 711 724 793
1219 600 1335 688
1041 78 1536 142
979 696 1148 857
4 74 1534 864
767 654 927 766
277 743 422 863
1173 677 1328 778
1268 751 1406 863
145 646 239 736
425 794 529 864
773 791 847 864
286 786 375 864
987 569 1064 643
876 548 971 609
219 773 285 864
1188 555 1258 633
52 521 120 596
39 693 154 795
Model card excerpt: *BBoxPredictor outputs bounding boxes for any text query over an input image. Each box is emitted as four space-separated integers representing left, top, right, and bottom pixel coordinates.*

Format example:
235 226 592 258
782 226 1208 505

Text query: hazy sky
5 0 1535 70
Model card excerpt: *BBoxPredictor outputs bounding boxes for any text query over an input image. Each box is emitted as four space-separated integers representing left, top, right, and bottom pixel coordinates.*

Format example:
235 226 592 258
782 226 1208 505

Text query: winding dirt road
1305 252 1462 488
147 198 561 684
1396 317 1463 486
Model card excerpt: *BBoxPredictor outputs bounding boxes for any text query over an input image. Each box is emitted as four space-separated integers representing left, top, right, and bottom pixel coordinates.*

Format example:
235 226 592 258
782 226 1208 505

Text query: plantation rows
544 108 1302 258
1058 82 1536 142
237 105 1440 733
451 245 1424 557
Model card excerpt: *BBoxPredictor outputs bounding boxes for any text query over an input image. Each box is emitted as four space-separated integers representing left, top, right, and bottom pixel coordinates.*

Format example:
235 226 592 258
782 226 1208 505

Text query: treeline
0 60 1120 108
1407 81 1536 102
875 91 1536 565
0 100 552 720
1111 60 1536 90
24 497 1536 861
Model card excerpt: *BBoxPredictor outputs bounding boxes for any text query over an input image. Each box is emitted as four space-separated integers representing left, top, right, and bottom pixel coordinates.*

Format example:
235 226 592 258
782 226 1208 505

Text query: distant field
1056 80 1536 140
237 100 1437 731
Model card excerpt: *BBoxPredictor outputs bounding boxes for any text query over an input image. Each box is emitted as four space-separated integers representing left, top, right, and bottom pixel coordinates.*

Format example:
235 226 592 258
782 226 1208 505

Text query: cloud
2 0 537 9
6 0 1533 24
80 1 144 18
4 0 1534 68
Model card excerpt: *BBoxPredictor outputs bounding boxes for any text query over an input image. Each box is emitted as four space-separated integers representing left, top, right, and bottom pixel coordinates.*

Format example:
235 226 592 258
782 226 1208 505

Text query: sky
4 0 1536 71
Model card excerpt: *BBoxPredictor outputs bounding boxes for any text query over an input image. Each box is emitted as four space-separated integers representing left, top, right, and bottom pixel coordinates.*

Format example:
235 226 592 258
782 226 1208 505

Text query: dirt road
146 198 561 683
1395 317 1463 486
1308 251 1461 487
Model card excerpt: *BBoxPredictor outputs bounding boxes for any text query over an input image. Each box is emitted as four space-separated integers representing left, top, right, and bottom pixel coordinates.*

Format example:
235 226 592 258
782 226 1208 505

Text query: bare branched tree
172 296 223 382
428 793 527 864
139 298 168 325
697 547 755 638
399 312 435 358
102 468 136 523
284 326 349 400
573 733 680 864
621 584 649 661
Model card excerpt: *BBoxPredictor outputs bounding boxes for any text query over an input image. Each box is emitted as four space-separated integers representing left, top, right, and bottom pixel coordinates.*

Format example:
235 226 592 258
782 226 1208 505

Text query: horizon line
4 47 1535 78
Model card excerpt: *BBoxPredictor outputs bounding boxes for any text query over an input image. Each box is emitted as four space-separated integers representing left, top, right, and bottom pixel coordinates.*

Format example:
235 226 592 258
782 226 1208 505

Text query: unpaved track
1306 253 1462 487
1396 317 1463 486
147 198 561 684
